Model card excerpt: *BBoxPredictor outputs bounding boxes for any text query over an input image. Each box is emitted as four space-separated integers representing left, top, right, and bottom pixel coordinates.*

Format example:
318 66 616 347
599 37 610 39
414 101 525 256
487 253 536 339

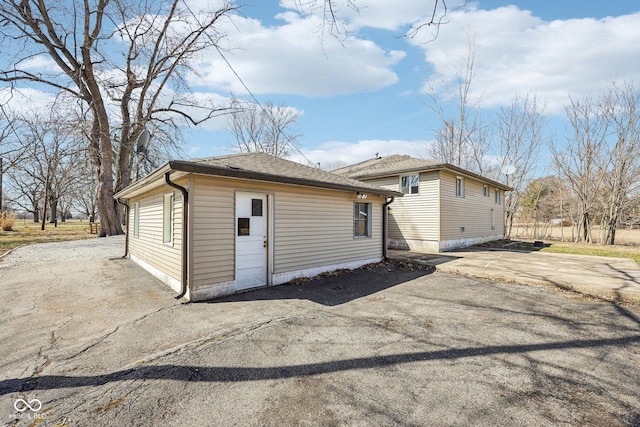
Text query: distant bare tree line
0 110 98 226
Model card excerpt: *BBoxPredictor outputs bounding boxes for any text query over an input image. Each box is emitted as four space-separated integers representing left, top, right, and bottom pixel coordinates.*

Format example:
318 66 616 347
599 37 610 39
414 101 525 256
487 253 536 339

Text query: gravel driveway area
1 238 639 426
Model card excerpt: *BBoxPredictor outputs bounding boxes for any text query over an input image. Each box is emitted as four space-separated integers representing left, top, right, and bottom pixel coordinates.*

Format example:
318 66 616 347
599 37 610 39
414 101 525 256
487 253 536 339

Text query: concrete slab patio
389 247 640 305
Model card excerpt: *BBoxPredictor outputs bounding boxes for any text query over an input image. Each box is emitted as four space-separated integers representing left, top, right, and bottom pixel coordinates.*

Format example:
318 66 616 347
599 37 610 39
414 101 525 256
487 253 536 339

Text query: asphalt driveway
1 238 639 426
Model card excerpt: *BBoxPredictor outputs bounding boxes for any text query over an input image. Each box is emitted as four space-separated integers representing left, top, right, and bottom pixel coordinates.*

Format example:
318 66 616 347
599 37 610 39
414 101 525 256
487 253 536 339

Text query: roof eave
114 163 172 199
350 164 512 191
169 160 402 197
114 160 402 200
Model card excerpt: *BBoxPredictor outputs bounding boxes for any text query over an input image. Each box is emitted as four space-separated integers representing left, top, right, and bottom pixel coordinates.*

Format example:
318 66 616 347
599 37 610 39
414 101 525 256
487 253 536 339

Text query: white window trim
483 185 490 197
354 202 372 238
456 176 465 198
495 189 501 205
400 174 420 195
163 193 174 244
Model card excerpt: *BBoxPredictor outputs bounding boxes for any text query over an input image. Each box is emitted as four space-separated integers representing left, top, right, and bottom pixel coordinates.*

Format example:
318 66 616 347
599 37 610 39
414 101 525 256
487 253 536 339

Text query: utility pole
0 157 3 211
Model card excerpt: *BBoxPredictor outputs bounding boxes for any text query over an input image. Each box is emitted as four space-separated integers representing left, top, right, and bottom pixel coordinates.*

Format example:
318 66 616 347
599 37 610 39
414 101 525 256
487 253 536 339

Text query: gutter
164 172 189 300
168 160 402 199
116 198 130 258
383 196 395 259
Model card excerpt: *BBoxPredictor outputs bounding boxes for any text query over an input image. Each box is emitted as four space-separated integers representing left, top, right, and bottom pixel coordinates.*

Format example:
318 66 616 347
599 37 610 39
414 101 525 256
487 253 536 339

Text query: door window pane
238 218 250 236
252 198 263 216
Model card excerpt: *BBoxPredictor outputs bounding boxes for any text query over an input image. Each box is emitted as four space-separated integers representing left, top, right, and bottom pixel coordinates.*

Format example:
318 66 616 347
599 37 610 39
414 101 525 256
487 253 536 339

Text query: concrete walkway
389 248 640 305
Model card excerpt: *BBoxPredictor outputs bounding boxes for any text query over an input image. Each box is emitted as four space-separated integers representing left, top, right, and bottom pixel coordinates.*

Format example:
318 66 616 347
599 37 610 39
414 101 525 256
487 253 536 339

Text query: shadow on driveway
209 260 434 306
2 334 639 395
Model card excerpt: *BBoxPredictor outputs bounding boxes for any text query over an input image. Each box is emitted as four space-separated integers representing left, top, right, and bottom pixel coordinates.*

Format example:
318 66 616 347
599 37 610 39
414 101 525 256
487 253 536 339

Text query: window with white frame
456 176 465 198
133 202 140 238
483 185 490 197
401 174 419 195
163 193 174 243
354 202 372 238
495 189 501 205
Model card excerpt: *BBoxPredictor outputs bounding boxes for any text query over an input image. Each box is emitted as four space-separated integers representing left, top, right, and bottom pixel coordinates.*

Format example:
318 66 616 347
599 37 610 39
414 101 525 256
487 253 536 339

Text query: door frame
234 191 274 290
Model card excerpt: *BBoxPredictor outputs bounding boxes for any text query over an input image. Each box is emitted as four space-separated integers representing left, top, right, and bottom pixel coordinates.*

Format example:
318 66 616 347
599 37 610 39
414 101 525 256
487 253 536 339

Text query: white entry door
235 192 267 290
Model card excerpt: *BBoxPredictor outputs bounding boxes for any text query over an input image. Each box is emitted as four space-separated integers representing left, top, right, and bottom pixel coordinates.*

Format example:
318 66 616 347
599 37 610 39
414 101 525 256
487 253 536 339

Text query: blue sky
3 0 640 174
178 0 640 172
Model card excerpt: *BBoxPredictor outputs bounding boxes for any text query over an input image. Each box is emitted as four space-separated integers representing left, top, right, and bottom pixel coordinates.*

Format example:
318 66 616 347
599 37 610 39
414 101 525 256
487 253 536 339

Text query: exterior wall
189 175 385 301
128 183 183 292
439 171 505 251
366 173 440 252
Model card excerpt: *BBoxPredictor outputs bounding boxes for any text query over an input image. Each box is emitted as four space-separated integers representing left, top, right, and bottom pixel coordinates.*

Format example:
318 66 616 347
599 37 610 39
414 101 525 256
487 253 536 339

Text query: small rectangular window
495 189 501 205
238 218 250 236
133 202 140 238
163 194 174 243
354 202 371 238
456 177 465 198
483 185 489 197
401 174 419 194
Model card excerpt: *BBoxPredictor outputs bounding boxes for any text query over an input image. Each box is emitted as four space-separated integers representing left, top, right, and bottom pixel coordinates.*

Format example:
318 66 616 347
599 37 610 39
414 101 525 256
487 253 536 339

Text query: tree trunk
49 195 58 224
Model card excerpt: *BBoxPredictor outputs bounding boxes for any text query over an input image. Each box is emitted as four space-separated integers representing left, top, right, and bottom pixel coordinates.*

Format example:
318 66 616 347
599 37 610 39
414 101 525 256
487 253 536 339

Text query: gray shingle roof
333 154 511 190
333 155 443 178
168 152 402 196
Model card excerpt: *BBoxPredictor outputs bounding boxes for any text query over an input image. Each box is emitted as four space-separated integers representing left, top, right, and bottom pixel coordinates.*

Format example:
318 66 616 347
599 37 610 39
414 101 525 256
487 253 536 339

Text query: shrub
1 211 16 231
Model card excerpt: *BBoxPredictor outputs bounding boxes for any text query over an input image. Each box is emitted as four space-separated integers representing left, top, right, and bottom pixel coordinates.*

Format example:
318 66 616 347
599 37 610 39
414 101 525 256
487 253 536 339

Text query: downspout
116 198 130 258
165 172 189 300
383 196 395 259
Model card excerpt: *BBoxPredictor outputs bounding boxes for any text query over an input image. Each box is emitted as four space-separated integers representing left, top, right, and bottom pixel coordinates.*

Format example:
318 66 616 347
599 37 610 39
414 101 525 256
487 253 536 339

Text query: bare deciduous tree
553 95 609 243
428 33 487 173
599 82 640 244
228 99 301 158
4 113 79 229
0 0 237 236
495 95 546 239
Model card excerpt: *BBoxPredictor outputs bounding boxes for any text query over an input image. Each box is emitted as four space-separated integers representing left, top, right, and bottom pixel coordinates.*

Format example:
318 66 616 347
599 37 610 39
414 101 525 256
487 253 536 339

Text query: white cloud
0 88 57 114
189 11 405 96
16 55 59 72
279 0 467 32
412 5 640 114
289 138 434 169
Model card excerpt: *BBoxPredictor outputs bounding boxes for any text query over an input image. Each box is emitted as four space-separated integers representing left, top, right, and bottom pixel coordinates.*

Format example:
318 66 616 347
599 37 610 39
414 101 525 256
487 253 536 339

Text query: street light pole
0 157 3 211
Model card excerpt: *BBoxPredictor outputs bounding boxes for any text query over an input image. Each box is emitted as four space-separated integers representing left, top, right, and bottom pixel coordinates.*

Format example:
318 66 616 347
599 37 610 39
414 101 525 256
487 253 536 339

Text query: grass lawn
0 219 97 256
541 243 640 266
477 238 640 266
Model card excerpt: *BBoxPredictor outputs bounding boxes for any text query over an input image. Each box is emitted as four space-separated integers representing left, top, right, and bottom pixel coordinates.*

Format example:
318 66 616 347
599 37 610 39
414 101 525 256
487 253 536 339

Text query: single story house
114 152 401 301
334 155 512 253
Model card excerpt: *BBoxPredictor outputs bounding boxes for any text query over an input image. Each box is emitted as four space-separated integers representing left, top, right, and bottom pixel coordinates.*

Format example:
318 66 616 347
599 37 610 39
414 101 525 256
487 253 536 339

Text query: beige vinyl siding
190 177 235 289
440 172 502 240
366 173 439 242
274 190 383 273
128 185 183 281
189 175 384 290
